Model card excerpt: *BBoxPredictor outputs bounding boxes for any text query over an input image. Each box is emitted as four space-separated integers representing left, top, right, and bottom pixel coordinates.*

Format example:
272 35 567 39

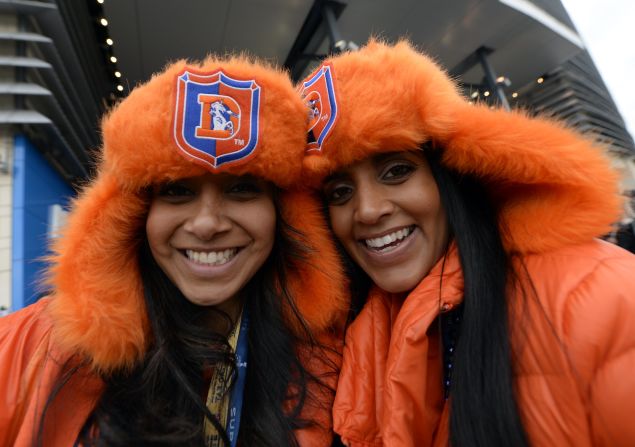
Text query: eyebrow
324 171 349 184
371 152 410 165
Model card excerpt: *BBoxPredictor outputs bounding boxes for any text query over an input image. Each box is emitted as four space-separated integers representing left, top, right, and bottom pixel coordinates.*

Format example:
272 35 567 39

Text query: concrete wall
0 131 12 311
0 13 16 312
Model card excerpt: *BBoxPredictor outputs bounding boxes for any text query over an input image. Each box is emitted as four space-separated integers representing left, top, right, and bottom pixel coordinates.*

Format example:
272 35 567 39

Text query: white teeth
364 226 414 249
185 248 237 266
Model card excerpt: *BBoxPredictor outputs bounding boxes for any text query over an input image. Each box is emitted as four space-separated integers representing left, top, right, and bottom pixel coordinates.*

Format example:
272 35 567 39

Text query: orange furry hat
300 40 622 253
46 55 347 373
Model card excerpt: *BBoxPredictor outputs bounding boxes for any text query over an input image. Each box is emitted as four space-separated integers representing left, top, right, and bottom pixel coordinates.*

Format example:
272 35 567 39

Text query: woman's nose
183 192 232 240
354 183 394 225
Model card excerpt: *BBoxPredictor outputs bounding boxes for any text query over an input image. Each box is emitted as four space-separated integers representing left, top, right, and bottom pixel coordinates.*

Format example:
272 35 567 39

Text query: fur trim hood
46 55 348 373
300 40 622 254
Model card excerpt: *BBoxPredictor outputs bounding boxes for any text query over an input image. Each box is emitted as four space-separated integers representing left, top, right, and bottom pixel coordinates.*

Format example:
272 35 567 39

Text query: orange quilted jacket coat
0 297 103 446
333 240 635 446
0 296 342 446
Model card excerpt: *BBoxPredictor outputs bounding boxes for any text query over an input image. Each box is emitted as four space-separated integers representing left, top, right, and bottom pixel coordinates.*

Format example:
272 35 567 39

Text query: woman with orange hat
300 40 635 446
0 55 347 446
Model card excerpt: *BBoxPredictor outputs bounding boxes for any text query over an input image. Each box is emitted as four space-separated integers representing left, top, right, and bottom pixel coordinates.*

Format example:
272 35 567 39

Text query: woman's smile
184 247 239 266
180 245 242 273
324 151 449 293
360 224 416 252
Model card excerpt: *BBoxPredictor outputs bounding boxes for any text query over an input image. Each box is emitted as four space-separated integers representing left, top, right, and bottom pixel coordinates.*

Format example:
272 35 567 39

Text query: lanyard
226 309 249 447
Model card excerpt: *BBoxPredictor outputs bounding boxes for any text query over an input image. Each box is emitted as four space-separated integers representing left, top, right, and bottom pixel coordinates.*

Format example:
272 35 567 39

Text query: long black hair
332 148 529 447
41 194 335 447
425 149 529 447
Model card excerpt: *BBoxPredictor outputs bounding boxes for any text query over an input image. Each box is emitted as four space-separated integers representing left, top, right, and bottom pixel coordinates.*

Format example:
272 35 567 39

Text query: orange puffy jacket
0 297 104 446
0 295 343 446
333 240 635 446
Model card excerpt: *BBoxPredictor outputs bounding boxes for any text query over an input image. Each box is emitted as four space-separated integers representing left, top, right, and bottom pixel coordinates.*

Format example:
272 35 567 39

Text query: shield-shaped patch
173 69 261 169
300 62 338 153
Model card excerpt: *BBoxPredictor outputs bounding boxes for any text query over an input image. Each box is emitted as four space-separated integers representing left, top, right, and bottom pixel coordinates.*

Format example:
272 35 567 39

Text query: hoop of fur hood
301 40 622 254
45 55 348 373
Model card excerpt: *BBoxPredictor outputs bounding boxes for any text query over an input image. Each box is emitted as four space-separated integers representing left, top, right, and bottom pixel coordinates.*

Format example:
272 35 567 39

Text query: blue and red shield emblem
173 69 260 169
300 62 338 152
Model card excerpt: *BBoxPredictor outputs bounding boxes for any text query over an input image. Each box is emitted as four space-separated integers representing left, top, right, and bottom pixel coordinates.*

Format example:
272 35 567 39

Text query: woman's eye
325 184 353 205
382 163 415 181
227 181 262 197
157 182 193 198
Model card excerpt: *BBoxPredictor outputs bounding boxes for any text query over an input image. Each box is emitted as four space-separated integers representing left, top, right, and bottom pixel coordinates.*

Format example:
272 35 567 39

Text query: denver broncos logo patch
300 62 338 152
173 68 260 169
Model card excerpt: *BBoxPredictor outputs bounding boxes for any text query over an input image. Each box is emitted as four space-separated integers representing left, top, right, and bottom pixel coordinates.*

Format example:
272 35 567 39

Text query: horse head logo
305 91 322 130
301 63 338 152
210 100 240 134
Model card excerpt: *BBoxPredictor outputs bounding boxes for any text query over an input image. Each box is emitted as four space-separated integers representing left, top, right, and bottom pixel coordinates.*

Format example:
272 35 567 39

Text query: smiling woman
300 40 635 447
0 55 348 447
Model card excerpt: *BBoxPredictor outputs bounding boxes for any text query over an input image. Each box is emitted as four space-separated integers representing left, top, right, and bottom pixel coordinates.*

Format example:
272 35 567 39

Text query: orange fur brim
445 104 621 253
281 190 349 332
46 173 149 373
302 40 622 253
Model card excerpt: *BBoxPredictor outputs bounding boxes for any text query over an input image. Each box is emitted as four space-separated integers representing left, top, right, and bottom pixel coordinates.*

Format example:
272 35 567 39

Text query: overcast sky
560 0 635 137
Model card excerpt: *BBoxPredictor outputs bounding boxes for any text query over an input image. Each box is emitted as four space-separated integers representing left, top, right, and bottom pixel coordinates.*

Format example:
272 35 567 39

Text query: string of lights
91 0 124 99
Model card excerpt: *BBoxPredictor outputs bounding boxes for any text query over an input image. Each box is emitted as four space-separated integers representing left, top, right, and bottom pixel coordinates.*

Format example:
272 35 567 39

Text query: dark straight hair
426 149 529 447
